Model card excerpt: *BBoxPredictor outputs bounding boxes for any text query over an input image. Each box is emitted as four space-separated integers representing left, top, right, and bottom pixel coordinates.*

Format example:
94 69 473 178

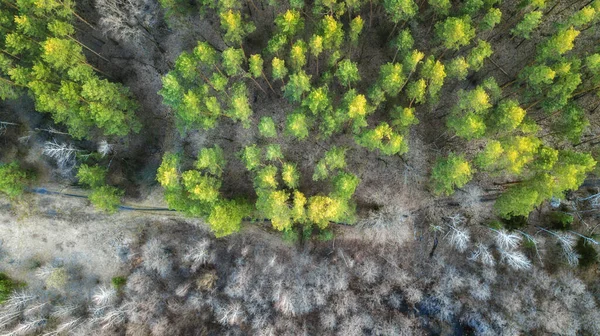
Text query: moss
111 276 127 290
0 272 24 303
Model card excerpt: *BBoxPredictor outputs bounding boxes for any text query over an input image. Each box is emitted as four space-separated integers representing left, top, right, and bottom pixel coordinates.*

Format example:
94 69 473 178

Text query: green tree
466 40 492 71
349 16 364 43
222 48 245 77
552 104 589 143
286 111 311 139
0 273 22 303
157 153 180 190
319 15 344 51
332 171 360 200
488 99 526 133
391 106 419 128
284 70 311 102
0 162 28 198
196 145 225 177
511 10 542 39
265 144 284 161
290 40 307 71
313 146 347 180
336 59 361 87
258 116 278 138
356 122 408 156
480 7 502 31
226 83 253 127
219 9 256 46
302 86 331 114
383 0 418 24
430 153 473 195
207 199 251 237
406 79 427 105
446 56 469 80
274 9 304 37
474 140 503 169
428 0 451 16
182 170 221 203
77 164 107 188
282 162 300 189
537 26 580 61
272 57 288 82
241 144 262 171
391 29 414 62
420 56 446 100
89 185 124 214
435 16 476 50
254 165 278 189
377 62 404 95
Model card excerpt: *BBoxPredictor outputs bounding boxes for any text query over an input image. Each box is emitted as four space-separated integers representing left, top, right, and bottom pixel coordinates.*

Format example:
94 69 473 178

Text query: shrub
89 186 124 213
0 162 29 198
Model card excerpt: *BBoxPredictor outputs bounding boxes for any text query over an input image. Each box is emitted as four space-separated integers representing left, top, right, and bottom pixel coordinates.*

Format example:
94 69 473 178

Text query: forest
0 0 599 334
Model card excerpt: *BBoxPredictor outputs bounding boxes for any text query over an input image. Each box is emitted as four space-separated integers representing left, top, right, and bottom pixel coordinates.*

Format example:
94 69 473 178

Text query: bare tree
42 140 83 175
444 215 470 252
490 228 522 250
498 248 532 270
95 0 160 49
468 243 495 266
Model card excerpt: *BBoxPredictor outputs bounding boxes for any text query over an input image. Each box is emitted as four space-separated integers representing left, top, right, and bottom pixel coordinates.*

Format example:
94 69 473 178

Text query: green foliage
446 57 469 80
383 0 418 23
303 86 331 114
284 71 311 102
489 99 526 133
286 111 311 139
0 273 22 303
431 153 473 195
272 57 288 81
226 83 253 127
222 48 245 77
428 0 451 16
537 26 580 61
391 106 419 128
265 144 283 161
207 199 251 237
494 181 541 218
552 104 589 143
257 189 292 230
157 153 180 190
319 15 344 51
332 172 360 200
77 164 107 188
349 16 364 43
241 145 262 171
460 0 484 15
406 79 427 104
475 140 503 169
258 116 278 138
282 162 300 189
467 40 492 71
336 60 361 87
575 237 599 267
313 146 347 181
111 276 127 290
568 5 597 28
255 165 278 190
356 122 408 156
480 7 502 31
377 62 404 96
0 162 28 198
219 9 255 46
89 186 123 214
511 11 542 39
196 145 225 177
392 29 414 56
547 211 573 230
274 9 304 37
307 195 344 228
403 50 425 74
248 54 263 78
435 16 476 50
309 34 324 58
420 56 446 100
290 40 307 71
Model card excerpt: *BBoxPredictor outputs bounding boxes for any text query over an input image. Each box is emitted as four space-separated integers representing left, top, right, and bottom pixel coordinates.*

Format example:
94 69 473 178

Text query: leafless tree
42 140 83 175
498 248 532 270
95 0 160 49
444 215 471 252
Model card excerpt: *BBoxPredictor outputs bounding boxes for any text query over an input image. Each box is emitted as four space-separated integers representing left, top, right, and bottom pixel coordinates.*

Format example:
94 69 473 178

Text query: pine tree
474 140 503 170
349 16 364 44
420 56 446 100
356 122 408 156
182 170 222 203
157 153 181 190
332 171 360 200
222 48 245 77
207 199 251 237
219 9 255 46
196 145 225 177
265 144 284 162
254 165 279 190
302 85 331 115
241 144 262 171
383 0 418 24
274 9 304 37
377 62 405 96
446 56 469 80
289 40 307 71
488 99 526 133
282 162 300 189
551 104 589 143
313 146 347 181
226 82 253 127
272 57 288 81
430 153 473 195
391 106 419 128
284 70 311 102
428 0 451 16
537 26 580 61
319 15 344 51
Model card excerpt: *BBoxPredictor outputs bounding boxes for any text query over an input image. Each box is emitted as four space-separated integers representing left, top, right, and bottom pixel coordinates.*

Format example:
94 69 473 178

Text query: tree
500 135 541 174
290 40 307 71
335 60 361 88
258 116 278 138
488 99 526 133
537 26 580 61
428 0 451 16
226 83 253 127
284 71 311 102
552 104 589 143
343 89 370 130
257 189 292 231
332 172 360 200
377 62 404 95
222 48 245 77
274 9 304 37
286 111 311 139
420 56 446 100
319 15 344 51
265 144 283 162
309 34 324 72
207 199 251 237
480 7 502 31
182 170 221 203
349 16 364 44
356 122 408 156
89 185 123 214
466 40 492 71
435 16 476 50
406 79 427 104
196 145 225 177
302 86 331 114
282 162 300 189
391 29 414 62
511 11 542 39
254 165 278 190
430 153 473 195
313 146 347 181
383 0 418 24
272 57 288 81
568 5 597 28
219 9 255 46
157 153 180 190
391 106 419 128
0 162 29 198
474 140 503 170
307 195 344 228
446 56 469 80
77 164 107 188
241 145 262 171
